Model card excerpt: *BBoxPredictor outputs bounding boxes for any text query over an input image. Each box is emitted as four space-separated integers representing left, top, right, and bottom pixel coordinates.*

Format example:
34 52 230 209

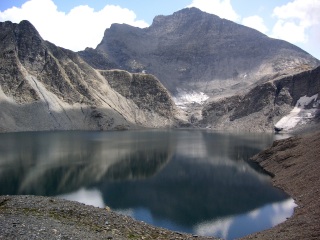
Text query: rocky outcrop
100 70 175 117
0 20 177 132
81 8 319 98
201 66 320 132
78 47 117 70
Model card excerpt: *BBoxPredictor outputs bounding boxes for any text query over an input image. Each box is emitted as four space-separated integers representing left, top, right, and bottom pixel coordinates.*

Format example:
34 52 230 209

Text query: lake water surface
0 130 295 239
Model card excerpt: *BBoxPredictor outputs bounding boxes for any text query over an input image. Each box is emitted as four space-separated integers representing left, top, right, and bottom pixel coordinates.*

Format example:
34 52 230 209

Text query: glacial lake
0 130 295 239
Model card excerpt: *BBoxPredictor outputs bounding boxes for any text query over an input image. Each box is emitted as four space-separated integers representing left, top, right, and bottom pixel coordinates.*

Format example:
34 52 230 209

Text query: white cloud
271 20 307 43
187 0 240 22
0 0 149 51
271 0 320 44
242 15 268 34
273 0 320 27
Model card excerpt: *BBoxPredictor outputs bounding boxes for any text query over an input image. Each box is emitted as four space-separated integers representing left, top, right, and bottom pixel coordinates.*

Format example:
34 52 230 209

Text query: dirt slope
243 130 320 239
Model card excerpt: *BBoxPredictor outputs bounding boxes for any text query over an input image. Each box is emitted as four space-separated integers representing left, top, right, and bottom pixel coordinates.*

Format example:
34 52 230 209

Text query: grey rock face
81 7 319 97
201 66 320 132
100 70 175 117
0 21 40 104
78 47 117 70
0 20 95 105
0 20 177 132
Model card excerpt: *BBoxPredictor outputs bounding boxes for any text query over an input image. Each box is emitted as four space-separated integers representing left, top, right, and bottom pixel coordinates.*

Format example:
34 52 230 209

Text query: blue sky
0 0 319 60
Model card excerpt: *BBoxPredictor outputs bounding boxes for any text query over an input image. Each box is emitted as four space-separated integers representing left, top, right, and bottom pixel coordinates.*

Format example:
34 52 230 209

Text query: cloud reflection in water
58 188 105 208
0 130 296 239
195 198 296 240
58 187 296 240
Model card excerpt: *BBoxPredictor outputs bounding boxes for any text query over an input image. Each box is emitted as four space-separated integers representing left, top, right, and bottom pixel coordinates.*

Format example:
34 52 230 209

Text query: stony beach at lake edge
1 130 319 240
241 130 320 240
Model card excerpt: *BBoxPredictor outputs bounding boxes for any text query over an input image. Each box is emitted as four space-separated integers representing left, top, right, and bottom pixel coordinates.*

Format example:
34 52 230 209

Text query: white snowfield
173 90 209 108
275 94 319 131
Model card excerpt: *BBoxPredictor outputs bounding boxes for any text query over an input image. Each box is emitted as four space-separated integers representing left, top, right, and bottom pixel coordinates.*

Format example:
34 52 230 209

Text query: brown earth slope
243 130 320 239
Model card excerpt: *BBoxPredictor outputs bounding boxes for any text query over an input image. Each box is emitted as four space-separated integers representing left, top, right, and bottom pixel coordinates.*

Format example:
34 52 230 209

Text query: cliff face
100 70 175 117
0 21 177 132
201 66 320 132
81 8 319 98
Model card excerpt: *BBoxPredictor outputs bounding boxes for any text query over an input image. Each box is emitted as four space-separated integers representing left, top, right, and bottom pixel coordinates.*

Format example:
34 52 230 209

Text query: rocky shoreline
1 130 319 239
242 130 320 239
0 195 216 240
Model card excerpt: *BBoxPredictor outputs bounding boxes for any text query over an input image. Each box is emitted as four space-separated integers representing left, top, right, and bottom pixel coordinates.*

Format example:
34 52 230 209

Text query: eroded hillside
0 21 178 132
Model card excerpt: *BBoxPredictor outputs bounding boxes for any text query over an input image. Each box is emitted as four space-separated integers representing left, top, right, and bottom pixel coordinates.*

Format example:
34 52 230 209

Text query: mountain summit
0 8 319 133
80 7 319 99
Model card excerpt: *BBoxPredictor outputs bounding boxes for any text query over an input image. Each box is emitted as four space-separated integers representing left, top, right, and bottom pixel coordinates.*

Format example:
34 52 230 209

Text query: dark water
0 130 295 239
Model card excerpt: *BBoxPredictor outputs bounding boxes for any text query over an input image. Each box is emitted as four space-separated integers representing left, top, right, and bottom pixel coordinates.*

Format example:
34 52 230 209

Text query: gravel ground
242 130 320 239
0 195 217 240
1 130 319 240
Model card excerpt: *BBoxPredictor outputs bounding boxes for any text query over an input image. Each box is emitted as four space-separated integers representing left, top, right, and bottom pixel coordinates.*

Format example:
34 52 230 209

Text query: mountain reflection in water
0 130 295 239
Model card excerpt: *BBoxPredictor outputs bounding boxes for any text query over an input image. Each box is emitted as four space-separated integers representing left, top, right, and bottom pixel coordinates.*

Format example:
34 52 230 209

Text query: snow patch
173 90 209 108
275 94 319 131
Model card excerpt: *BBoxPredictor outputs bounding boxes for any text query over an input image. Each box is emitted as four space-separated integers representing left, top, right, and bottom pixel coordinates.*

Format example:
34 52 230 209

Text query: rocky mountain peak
0 20 40 38
152 7 217 23
16 20 40 34
1 20 41 50
84 8 319 97
150 7 219 33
